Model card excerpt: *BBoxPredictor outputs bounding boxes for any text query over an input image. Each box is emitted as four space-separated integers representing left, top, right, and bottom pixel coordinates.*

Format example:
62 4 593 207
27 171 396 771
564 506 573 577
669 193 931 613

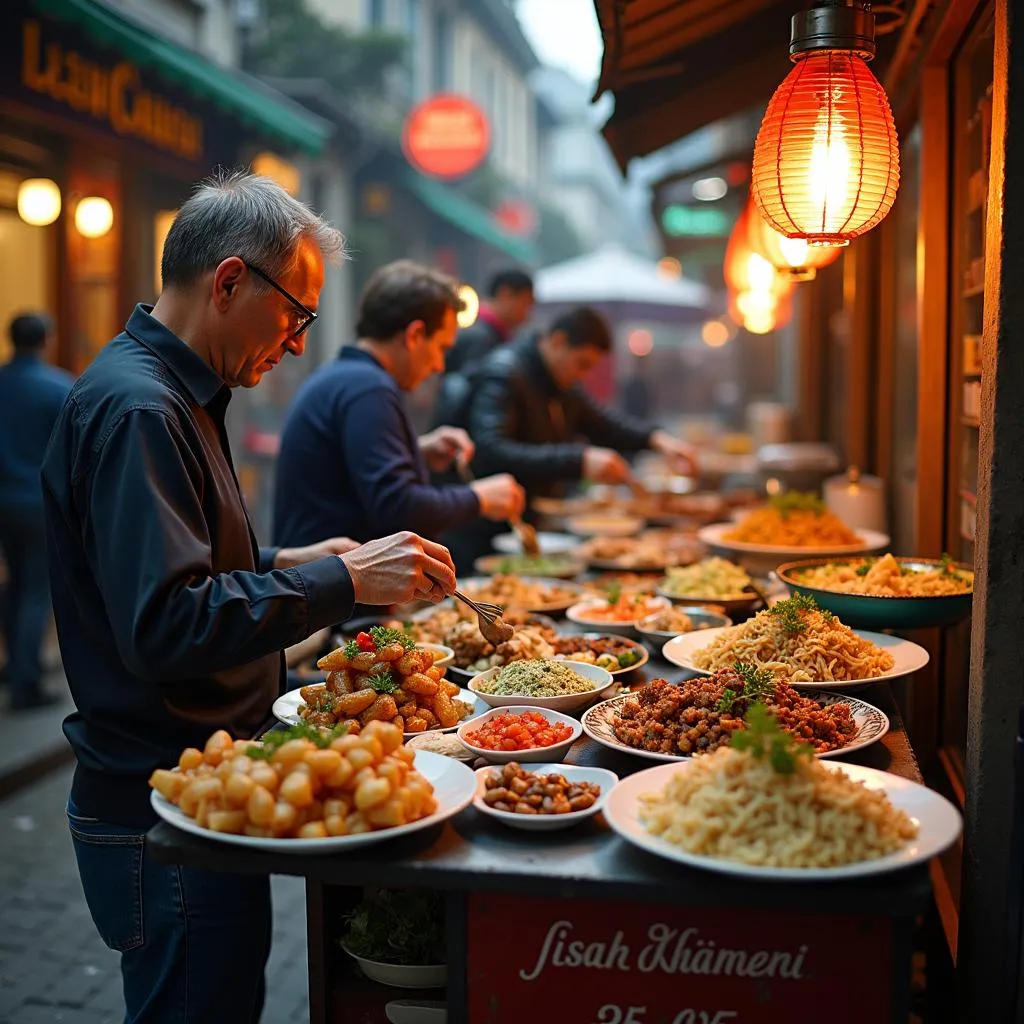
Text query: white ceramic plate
272 686 487 737
566 514 646 537
473 763 618 831
603 759 962 880
565 597 671 637
150 750 476 852
660 626 930 690
458 705 582 764
457 575 588 615
341 950 446 989
697 521 891 557
468 660 616 714
493 531 579 555
581 689 890 763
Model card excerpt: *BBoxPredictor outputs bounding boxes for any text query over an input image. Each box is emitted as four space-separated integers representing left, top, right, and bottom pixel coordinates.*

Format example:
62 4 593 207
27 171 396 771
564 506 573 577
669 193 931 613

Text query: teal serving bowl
776 557 974 631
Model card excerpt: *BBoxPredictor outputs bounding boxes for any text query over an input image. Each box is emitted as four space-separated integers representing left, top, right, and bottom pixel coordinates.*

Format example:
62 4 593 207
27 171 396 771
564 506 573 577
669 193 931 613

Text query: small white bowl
467 660 615 714
566 514 646 537
419 643 454 669
458 706 583 763
473 763 618 831
341 947 446 989
565 597 671 637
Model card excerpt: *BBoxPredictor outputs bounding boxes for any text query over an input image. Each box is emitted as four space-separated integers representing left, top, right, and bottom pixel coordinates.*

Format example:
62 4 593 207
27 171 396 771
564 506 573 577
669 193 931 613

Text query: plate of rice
603 743 961 880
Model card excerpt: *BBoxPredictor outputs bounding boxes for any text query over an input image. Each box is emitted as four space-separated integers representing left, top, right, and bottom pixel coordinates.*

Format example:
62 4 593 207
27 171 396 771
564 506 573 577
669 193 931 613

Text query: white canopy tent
533 243 710 320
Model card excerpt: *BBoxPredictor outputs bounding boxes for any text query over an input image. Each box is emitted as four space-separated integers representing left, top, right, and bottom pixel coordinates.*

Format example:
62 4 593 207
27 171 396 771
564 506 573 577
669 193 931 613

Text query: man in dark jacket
444 267 534 374
0 313 73 710
42 172 458 1023
273 260 524 549
432 267 534 429
451 306 697 567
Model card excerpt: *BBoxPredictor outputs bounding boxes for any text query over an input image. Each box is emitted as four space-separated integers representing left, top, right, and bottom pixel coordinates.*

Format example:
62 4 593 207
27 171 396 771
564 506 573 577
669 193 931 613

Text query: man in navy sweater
274 260 524 549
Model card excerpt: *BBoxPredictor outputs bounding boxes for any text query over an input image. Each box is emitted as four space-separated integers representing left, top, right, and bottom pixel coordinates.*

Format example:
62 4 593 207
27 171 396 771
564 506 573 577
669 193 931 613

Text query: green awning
29 0 332 156
406 174 537 264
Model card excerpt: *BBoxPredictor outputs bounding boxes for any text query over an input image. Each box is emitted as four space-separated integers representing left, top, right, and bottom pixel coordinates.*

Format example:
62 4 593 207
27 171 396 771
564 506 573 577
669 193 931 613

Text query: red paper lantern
751 3 899 247
723 202 794 299
747 202 843 281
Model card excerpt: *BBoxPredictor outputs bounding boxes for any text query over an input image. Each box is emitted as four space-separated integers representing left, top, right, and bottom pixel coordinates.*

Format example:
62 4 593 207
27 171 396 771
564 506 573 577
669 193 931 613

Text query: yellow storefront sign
20 19 203 162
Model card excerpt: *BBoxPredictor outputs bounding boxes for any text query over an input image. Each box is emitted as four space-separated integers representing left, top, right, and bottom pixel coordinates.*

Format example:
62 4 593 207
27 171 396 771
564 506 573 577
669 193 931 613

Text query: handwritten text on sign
467 894 892 1024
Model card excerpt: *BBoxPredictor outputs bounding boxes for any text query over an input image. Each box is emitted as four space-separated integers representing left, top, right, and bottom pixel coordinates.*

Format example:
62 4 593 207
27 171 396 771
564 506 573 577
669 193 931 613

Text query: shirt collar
477 305 509 341
124 304 228 408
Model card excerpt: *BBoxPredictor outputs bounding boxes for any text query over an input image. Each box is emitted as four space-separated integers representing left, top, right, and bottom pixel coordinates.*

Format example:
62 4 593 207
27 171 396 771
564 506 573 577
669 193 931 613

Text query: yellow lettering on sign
19 19 204 162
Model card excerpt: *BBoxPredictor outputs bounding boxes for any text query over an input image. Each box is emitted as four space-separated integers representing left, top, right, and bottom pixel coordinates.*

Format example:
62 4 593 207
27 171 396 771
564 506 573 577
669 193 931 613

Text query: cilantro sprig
769 592 831 635
248 722 349 759
717 661 777 715
730 702 813 774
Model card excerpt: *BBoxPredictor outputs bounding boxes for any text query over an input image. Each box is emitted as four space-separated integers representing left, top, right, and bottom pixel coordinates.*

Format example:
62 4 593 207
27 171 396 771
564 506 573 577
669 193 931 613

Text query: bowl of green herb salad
468 658 615 714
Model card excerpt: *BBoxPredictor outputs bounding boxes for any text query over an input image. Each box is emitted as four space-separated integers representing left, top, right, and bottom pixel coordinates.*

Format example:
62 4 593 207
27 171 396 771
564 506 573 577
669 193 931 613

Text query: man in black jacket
42 171 457 1023
451 306 697 567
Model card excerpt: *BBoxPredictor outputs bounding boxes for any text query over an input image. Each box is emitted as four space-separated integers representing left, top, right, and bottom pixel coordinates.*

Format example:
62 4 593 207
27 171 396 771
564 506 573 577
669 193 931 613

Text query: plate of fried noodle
662 595 929 689
603 707 961 879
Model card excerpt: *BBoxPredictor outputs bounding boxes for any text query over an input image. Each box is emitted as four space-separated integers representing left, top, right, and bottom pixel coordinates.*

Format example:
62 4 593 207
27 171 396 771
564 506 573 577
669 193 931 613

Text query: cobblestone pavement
0 764 310 1023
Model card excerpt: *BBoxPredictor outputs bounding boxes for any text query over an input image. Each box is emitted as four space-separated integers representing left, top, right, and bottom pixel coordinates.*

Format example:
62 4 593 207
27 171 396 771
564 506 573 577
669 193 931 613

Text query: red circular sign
402 94 491 179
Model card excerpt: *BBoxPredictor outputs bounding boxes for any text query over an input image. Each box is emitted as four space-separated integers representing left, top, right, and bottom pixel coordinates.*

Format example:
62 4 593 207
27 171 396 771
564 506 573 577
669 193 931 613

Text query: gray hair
160 169 346 292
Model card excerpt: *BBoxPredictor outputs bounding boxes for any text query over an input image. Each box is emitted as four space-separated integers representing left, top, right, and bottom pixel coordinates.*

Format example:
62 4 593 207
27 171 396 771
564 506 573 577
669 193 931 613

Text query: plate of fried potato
149 722 477 850
273 627 485 736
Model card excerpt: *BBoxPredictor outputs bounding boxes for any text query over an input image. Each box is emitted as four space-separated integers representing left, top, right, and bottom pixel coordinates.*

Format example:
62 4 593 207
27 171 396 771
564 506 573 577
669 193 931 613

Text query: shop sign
661 205 731 238
467 894 892 1023
18 18 203 162
402 94 490 179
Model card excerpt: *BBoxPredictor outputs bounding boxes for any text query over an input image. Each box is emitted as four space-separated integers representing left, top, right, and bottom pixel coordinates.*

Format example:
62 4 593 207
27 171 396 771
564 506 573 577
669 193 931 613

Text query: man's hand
582 446 632 485
419 425 474 472
470 474 526 522
650 429 700 477
339 531 457 606
275 537 360 569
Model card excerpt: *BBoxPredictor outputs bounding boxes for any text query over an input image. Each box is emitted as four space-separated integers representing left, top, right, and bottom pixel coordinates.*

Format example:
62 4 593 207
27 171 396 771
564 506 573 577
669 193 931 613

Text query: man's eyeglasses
244 261 318 339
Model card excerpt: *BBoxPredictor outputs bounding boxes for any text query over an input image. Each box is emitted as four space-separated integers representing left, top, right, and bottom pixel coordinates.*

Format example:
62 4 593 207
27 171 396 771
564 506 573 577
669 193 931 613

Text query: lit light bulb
17 178 61 226
456 284 479 329
736 288 777 318
744 308 776 334
779 234 810 268
808 111 852 237
745 252 777 292
75 197 114 238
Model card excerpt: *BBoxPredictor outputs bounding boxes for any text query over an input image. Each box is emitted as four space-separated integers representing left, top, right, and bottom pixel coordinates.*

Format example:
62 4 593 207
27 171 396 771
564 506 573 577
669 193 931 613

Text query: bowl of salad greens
473 552 586 579
340 889 446 989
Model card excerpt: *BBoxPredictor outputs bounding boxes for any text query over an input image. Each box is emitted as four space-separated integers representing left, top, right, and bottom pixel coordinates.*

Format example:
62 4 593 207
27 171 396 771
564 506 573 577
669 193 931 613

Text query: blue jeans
0 504 51 702
67 799 272 1023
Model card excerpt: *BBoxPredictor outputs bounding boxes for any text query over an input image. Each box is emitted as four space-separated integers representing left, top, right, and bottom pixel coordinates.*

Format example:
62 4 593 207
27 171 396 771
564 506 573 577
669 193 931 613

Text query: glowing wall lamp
17 178 61 226
751 0 900 247
75 196 114 238
457 284 479 329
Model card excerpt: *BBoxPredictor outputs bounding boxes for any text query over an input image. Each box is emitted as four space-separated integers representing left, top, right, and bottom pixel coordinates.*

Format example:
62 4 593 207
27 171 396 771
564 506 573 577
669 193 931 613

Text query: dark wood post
959 0 1024 1017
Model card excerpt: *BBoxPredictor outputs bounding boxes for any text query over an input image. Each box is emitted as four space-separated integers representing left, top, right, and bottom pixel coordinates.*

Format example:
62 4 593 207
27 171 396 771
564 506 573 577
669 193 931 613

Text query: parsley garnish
938 553 965 582
366 666 398 694
718 661 777 715
855 561 873 577
248 722 349 759
605 581 622 605
769 491 826 519
730 702 813 773
343 639 361 660
768 593 831 635
368 625 416 651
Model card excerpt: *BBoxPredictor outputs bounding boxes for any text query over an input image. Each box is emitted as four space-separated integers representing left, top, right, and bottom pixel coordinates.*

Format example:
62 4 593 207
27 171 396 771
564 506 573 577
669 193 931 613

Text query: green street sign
661 204 731 237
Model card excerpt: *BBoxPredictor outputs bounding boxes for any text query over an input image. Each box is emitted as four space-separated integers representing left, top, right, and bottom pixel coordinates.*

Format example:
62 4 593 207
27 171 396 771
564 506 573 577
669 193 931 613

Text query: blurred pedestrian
42 172 458 1024
452 306 698 567
273 259 524 551
432 267 534 429
0 313 72 711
